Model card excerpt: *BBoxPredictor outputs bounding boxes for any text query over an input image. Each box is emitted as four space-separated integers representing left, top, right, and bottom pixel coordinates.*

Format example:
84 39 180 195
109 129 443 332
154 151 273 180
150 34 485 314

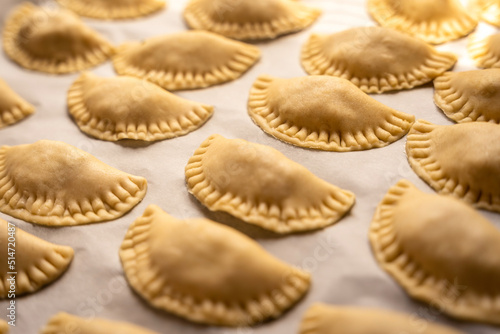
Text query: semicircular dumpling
301 27 457 93
299 303 464 334
183 0 321 41
468 32 500 68
0 140 147 226
370 179 500 325
434 69 500 123
406 120 500 212
367 0 477 44
41 312 159 334
55 0 166 20
0 320 7 334
67 72 214 141
2 3 115 74
0 78 34 129
0 219 74 298
113 31 261 91
248 75 415 151
471 0 500 27
185 134 355 234
119 205 311 326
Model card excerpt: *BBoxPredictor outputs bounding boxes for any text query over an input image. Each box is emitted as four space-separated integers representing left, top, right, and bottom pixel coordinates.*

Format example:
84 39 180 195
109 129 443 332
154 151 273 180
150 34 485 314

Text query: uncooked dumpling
56 0 166 20
185 134 355 233
248 75 414 151
406 120 500 212
0 140 147 226
0 78 34 129
41 312 159 334
183 0 321 40
301 27 457 93
300 303 464 334
3 3 115 74
434 69 500 123
68 72 214 141
471 0 500 27
368 0 477 44
468 32 500 68
113 31 260 90
0 219 74 298
370 180 500 325
119 205 311 326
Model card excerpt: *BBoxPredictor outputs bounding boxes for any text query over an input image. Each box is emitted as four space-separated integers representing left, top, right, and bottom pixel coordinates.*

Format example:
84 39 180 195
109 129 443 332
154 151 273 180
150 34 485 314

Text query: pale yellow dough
185 134 355 234
119 205 311 326
300 303 464 334
471 0 500 26
370 180 500 325
0 140 147 226
434 69 500 123
113 31 260 90
248 75 415 151
368 0 477 44
0 320 8 334
406 120 500 212
56 0 166 20
68 73 214 141
0 79 34 129
0 219 74 298
183 0 321 40
2 3 115 74
301 27 457 93
468 32 500 68
41 312 159 334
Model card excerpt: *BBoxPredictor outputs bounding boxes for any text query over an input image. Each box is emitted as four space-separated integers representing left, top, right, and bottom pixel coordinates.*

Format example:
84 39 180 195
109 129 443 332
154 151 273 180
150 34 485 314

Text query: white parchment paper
0 0 499 333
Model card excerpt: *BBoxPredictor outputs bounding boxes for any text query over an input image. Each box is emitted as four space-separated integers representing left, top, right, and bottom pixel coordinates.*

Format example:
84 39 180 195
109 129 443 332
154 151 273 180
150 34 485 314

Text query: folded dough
368 0 477 44
68 72 213 141
301 27 457 93
370 180 500 325
0 140 147 226
119 205 311 326
183 0 321 40
0 219 74 298
56 0 166 20
0 320 8 334
300 303 464 334
468 32 500 68
248 75 415 151
2 3 115 74
471 0 500 26
434 69 500 123
185 134 355 234
41 312 159 334
0 78 34 129
113 31 260 90
406 120 500 212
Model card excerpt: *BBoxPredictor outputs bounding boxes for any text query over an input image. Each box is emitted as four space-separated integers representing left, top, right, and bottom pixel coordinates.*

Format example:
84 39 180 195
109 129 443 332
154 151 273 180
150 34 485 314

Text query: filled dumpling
119 205 311 326
55 0 166 20
68 72 213 141
185 134 355 233
301 27 457 93
248 75 414 151
113 31 260 90
434 69 500 123
370 180 500 325
183 0 321 40
3 3 115 74
406 120 500 212
0 140 147 226
368 0 477 44
0 219 74 298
